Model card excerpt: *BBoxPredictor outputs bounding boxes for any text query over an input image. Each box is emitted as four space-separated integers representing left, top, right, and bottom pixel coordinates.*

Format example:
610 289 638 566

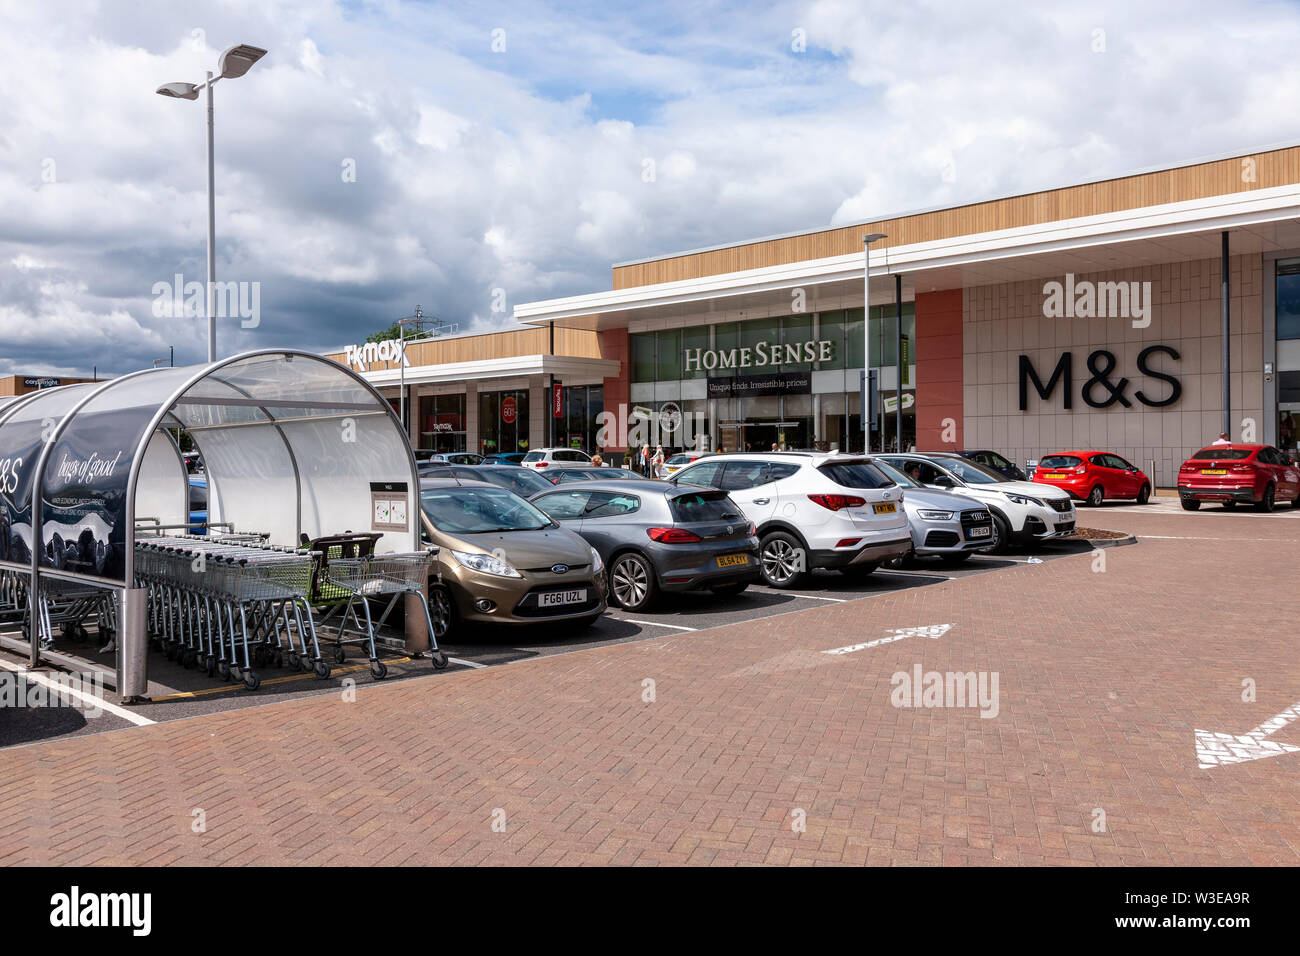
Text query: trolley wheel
218 661 231 681
300 655 315 674
272 650 285 668
183 649 198 669
288 651 301 670
242 671 261 692
204 654 216 677
164 643 178 662
431 650 449 670
334 645 347 665
313 660 331 680
370 660 388 680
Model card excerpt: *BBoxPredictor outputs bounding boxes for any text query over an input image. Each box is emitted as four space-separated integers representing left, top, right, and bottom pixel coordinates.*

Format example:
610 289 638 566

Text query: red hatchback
1033 451 1151 506
1177 444 1300 511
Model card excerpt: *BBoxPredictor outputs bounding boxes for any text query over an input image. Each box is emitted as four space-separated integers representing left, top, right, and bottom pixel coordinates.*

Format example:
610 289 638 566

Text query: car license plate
968 526 991 537
539 589 586 607
873 502 897 514
716 553 749 568
1201 469 1227 475
1042 473 1066 480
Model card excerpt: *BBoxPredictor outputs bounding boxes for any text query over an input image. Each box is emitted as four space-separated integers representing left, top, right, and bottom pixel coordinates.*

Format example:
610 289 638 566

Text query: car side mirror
933 475 955 488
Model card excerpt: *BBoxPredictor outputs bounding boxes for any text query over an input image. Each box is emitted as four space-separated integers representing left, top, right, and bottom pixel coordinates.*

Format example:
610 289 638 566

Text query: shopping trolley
323 547 447 678
134 536 330 690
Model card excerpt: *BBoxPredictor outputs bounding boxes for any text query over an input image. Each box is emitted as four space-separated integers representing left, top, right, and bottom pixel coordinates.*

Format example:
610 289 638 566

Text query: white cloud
2 0 1300 376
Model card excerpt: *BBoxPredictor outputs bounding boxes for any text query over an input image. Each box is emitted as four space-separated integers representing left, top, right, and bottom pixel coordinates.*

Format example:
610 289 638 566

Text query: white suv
521 448 592 472
670 452 912 588
879 452 1076 553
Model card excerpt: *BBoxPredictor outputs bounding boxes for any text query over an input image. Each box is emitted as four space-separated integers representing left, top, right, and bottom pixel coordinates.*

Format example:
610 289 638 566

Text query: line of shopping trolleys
132 531 448 691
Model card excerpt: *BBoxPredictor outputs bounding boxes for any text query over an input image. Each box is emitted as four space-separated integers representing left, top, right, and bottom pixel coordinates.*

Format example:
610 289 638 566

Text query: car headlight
450 549 522 578
1005 493 1043 506
917 510 954 520
589 546 604 574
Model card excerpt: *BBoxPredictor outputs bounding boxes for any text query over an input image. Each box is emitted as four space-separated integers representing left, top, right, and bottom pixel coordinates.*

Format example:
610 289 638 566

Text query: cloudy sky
2 0 1299 377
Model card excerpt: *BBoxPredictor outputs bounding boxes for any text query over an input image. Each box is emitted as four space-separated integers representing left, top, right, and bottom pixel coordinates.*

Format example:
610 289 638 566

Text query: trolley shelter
0 349 423 699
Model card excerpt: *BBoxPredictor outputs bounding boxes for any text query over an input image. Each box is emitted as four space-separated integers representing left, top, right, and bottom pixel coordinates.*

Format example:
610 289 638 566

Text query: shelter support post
404 591 431 656
118 586 149 701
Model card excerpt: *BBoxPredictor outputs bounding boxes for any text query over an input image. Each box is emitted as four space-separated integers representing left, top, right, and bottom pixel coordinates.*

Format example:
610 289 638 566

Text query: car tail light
1073 464 1087 475
535 461 548 467
1180 462 1196 472
1231 463 1253 473
647 527 702 543
835 538 862 548
807 494 867 511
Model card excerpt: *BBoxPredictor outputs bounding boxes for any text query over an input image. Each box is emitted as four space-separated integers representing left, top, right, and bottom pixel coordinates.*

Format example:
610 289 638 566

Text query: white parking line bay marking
620 619 698 631
1195 700 1300 768
822 623 954 656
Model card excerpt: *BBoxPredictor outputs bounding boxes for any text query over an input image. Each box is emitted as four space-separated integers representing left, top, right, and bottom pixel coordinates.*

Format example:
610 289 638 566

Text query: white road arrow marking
822 624 954 656
1195 702 1300 768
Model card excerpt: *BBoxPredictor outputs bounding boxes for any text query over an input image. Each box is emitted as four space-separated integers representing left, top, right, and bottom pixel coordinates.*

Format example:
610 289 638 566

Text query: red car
1177 444 1300 512
1032 450 1151 506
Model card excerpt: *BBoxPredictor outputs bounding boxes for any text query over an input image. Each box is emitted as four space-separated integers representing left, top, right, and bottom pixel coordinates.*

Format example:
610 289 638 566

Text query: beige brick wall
962 255 1264 488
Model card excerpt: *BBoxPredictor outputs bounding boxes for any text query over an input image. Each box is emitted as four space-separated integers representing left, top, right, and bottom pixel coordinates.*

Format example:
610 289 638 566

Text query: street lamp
157 43 267 363
862 233 888 450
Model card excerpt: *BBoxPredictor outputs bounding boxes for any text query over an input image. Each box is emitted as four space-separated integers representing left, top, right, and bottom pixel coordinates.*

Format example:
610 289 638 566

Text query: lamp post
157 43 267 363
862 233 888 451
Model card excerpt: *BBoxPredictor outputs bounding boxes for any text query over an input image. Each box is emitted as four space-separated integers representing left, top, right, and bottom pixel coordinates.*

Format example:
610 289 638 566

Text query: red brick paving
2 507 1299 865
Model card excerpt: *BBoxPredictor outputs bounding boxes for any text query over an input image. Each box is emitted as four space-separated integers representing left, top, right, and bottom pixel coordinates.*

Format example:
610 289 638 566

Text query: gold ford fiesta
418 477 608 635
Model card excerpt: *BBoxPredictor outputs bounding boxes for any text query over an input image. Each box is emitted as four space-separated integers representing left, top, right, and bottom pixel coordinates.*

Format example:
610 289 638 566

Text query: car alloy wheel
1256 484 1275 513
985 513 1011 554
610 553 656 610
1088 485 1104 507
1136 483 1150 505
759 532 809 589
430 585 456 637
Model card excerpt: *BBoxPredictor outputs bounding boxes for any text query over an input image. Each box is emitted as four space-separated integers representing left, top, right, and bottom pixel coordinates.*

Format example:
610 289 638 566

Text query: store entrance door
739 420 805 452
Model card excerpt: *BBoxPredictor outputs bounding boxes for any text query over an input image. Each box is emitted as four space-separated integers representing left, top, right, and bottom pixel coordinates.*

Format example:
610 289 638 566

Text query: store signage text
501 396 518 424
706 371 812 398
1042 273 1153 329
343 338 411 372
0 456 21 495
1018 346 1181 410
22 377 60 389
684 339 834 374
552 384 563 419
53 450 123 485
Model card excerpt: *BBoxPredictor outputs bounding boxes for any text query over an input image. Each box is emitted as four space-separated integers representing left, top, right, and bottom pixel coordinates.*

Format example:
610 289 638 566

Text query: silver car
530 479 759 611
869 456 994 565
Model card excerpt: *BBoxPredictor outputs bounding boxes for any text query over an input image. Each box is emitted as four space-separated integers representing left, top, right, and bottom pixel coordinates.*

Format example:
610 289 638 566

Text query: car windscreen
669 490 741 522
420 486 553 533
1191 448 1253 460
936 457 1005 484
870 458 921 488
1038 455 1082 468
484 468 553 495
818 460 894 489
522 451 544 462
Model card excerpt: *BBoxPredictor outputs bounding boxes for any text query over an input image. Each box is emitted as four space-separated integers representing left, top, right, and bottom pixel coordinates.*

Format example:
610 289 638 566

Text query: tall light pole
157 43 267 363
862 233 888 451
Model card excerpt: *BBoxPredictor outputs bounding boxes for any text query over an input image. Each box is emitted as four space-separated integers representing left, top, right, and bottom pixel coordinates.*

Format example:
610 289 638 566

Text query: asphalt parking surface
0 536 1106 750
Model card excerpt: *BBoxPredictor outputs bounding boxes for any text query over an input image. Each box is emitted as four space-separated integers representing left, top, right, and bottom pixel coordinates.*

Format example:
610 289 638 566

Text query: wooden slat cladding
323 326 604 371
612 145 1300 289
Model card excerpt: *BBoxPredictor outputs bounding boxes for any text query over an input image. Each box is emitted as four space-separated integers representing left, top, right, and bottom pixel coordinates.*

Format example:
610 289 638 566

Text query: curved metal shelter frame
0 349 420 698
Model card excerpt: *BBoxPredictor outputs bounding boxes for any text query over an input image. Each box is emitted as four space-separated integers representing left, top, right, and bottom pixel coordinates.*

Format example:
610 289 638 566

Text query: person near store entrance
638 443 652 477
1212 431 1232 445
652 444 665 478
